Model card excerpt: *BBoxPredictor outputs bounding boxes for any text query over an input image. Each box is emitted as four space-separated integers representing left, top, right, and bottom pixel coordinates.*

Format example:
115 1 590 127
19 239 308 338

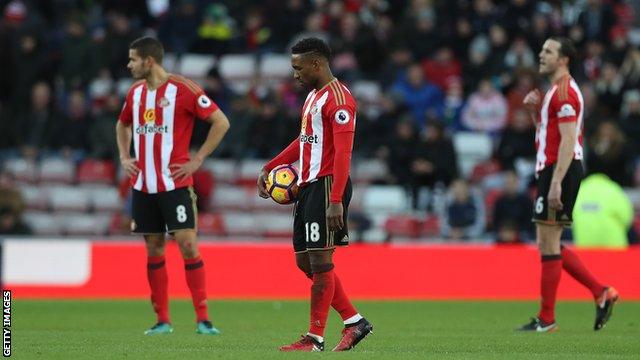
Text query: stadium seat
361 186 408 213
210 185 252 211
198 212 226 236
258 213 293 238
163 52 178 72
39 157 75 184
259 53 292 81
351 80 383 118
384 215 422 238
218 54 257 94
222 212 262 236
108 212 130 235
18 185 47 210
62 213 111 236
202 159 237 184
238 159 267 186
252 193 294 212
88 185 121 213
23 212 62 235
48 186 90 211
116 78 135 97
177 53 217 79
353 159 387 184
624 188 640 210
422 215 441 237
77 159 116 184
3 158 38 183
453 132 493 178
484 188 503 226
469 160 501 184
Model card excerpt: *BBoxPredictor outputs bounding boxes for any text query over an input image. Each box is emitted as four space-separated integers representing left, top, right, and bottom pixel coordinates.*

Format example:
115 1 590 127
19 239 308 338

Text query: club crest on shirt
143 109 156 123
158 97 170 107
335 109 350 124
557 103 576 118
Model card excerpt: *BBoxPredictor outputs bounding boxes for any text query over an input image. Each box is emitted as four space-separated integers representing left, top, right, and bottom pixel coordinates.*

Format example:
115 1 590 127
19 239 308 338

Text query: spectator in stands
401 4 440 60
573 173 633 249
607 26 630 67
495 108 536 170
378 118 417 187
505 69 536 125
103 13 140 79
192 3 236 55
595 61 624 116
242 9 273 54
492 171 534 243
441 179 485 240
586 121 633 187
620 47 640 91
11 30 49 110
422 46 462 92
619 90 640 154
246 92 289 158
463 34 491 95
15 81 60 158
486 24 510 79
390 63 444 130
460 78 507 134
411 121 458 209
89 92 120 159
269 0 309 50
0 204 31 235
527 12 551 52
442 77 465 131
504 36 536 72
52 89 92 155
286 11 328 52
577 0 615 42
378 45 413 89
192 67 235 148
451 17 473 62
58 16 94 90
0 171 31 235
157 0 199 56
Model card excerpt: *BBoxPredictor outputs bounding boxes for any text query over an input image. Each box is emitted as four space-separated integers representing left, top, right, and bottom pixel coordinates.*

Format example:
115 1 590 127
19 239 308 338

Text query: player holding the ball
257 37 372 352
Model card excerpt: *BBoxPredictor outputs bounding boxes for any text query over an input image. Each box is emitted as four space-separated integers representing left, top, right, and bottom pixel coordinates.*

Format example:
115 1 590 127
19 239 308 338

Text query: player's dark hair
549 36 576 64
291 37 332 60
129 36 164 64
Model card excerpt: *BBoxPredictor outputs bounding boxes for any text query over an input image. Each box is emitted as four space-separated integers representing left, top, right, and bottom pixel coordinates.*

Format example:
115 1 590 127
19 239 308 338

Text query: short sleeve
329 103 356 134
554 96 579 123
118 97 133 125
192 91 219 120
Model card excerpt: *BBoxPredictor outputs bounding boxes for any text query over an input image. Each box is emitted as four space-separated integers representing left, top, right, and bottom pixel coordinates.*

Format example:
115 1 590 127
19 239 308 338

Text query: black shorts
131 187 198 234
293 176 352 253
532 160 583 226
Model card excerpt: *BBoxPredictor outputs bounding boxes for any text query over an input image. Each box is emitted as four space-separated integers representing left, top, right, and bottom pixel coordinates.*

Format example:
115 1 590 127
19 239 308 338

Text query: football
265 164 299 204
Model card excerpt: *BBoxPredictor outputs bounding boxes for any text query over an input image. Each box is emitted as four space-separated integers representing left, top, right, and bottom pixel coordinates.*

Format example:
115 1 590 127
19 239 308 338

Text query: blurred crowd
0 0 639 244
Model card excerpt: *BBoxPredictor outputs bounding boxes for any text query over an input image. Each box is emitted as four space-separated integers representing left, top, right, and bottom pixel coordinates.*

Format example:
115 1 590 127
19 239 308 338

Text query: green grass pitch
13 299 640 359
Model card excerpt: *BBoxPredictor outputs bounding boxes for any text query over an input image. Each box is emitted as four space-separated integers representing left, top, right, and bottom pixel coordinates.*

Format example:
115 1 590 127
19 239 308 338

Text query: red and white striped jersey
118 75 219 193
298 79 356 185
535 75 584 173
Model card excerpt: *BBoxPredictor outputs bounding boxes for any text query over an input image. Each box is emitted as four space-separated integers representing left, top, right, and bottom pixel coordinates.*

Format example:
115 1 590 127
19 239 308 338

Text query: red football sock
147 255 169 323
561 246 606 298
332 273 358 321
309 269 336 337
184 256 209 322
538 255 562 324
